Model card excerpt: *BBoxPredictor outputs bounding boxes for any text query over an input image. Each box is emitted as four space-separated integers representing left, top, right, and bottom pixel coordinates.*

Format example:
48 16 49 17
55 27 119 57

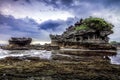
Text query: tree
75 17 114 34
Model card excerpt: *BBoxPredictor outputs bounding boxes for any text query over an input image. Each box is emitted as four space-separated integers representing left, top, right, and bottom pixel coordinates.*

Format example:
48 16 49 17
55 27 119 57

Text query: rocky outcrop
1 37 32 50
50 17 116 50
9 37 32 47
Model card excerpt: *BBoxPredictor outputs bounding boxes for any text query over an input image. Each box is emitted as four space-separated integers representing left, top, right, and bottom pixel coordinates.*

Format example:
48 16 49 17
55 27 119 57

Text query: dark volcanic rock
9 37 32 47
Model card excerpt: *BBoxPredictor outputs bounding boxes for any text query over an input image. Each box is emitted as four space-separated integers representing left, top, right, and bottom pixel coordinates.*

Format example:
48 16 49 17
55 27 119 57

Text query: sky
0 0 120 44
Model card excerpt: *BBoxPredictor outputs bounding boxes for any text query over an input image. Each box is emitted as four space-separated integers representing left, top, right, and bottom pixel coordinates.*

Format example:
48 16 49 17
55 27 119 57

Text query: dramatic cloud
39 0 120 42
0 0 74 23
0 0 120 44
0 13 76 44
0 14 39 40
38 18 76 31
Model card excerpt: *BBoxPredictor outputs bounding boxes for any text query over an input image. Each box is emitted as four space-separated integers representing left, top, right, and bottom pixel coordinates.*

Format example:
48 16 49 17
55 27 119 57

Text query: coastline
0 51 120 80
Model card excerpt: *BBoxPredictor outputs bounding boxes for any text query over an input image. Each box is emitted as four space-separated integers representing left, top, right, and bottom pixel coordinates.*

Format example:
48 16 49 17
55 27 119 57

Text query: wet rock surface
0 50 120 80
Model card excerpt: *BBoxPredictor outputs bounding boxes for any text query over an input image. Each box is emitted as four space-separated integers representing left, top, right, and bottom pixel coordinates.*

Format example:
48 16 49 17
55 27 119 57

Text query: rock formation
2 37 59 50
9 37 32 47
2 37 32 50
50 17 116 50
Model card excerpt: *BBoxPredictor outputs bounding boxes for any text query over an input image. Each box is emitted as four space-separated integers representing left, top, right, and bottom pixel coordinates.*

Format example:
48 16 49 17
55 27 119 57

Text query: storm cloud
0 0 120 44
0 13 76 44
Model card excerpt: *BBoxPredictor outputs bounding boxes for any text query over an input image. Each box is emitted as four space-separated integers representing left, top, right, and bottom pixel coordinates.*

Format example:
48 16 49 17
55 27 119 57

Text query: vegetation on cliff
75 17 114 33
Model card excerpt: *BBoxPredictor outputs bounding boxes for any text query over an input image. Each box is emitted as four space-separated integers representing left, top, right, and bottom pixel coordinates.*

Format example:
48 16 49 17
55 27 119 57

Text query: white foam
109 55 120 65
0 49 52 59
0 49 10 59
109 50 120 65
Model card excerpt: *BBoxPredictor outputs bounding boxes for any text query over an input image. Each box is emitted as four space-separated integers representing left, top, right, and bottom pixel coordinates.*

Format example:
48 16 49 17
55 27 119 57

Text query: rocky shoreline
0 50 119 80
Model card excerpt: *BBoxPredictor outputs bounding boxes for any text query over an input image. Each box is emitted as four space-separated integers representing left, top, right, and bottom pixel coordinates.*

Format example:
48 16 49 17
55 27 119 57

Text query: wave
0 49 52 59
109 50 120 65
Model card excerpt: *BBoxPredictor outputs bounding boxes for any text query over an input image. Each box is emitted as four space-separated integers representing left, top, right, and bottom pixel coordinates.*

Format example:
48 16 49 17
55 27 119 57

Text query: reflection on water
0 49 119 65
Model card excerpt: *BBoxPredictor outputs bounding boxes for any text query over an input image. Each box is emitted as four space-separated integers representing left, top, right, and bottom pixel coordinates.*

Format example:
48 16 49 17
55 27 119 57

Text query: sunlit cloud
0 0 74 23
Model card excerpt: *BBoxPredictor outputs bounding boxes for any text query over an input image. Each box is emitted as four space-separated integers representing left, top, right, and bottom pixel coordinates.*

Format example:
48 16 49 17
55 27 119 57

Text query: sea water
0 49 52 59
109 50 120 65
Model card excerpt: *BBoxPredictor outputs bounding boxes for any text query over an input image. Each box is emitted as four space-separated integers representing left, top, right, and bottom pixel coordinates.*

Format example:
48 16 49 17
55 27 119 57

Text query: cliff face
50 17 116 50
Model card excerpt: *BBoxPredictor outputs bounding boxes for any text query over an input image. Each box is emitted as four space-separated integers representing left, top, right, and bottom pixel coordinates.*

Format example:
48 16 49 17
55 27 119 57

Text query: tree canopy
75 17 114 32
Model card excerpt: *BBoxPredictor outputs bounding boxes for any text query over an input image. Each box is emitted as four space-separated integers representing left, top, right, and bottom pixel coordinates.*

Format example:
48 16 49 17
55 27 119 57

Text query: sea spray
109 50 120 65
0 49 52 60
0 49 10 59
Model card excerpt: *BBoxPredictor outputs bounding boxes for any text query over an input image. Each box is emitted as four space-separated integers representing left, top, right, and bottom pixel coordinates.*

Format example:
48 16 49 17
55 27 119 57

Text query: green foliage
75 17 114 31
75 25 89 30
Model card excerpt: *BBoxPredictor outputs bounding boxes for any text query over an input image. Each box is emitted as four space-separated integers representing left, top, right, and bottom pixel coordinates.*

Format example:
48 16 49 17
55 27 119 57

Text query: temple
50 17 116 50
